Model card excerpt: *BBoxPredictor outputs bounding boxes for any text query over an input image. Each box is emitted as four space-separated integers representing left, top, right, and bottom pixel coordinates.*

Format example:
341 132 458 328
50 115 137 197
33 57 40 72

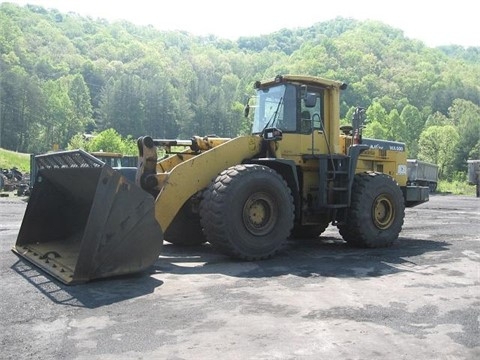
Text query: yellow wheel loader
13 75 429 284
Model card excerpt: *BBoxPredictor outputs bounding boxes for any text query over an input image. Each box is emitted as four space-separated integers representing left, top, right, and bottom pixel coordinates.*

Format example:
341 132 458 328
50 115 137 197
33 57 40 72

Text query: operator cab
250 77 325 135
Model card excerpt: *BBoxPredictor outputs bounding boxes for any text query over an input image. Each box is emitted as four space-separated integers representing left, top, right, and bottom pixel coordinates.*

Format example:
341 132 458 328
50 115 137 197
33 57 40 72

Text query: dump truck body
467 160 480 197
467 160 480 185
407 159 439 193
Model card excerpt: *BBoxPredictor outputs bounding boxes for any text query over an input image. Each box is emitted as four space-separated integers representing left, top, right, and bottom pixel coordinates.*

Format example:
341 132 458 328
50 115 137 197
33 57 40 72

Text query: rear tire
338 172 405 248
164 198 207 246
200 164 294 260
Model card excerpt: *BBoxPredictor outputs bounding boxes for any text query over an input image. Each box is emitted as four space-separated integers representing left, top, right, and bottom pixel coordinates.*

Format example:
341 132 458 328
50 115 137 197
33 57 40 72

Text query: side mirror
305 93 317 108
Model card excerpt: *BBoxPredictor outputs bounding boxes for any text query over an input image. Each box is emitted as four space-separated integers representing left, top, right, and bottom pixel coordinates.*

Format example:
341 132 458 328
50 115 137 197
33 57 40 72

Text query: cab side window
300 91 323 133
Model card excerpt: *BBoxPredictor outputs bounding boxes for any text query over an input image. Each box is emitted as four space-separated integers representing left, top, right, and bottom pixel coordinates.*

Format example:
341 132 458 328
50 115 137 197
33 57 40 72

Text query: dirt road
0 194 479 359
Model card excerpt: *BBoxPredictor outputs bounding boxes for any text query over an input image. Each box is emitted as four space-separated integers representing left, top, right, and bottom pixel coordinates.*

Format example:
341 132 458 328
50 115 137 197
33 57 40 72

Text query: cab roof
254 74 347 90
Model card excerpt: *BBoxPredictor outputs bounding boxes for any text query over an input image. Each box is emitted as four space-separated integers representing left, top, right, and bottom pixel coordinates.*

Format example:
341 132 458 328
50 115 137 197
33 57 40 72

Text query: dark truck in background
407 159 439 193
467 160 480 197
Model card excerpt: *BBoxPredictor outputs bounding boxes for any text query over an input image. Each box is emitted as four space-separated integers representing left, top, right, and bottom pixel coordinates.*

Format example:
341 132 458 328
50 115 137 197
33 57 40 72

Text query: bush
437 180 476 196
67 129 137 155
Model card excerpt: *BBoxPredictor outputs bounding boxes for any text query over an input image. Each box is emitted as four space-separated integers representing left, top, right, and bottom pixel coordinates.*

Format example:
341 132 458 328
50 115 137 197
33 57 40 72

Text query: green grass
0 148 31 173
437 180 477 196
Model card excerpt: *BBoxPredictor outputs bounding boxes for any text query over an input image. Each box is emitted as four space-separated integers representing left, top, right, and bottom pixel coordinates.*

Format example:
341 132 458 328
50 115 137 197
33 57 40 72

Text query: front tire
200 164 294 260
338 172 405 248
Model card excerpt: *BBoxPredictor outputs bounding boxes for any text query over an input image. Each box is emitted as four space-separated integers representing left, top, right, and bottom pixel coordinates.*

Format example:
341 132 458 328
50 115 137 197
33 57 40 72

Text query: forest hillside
1 3 479 179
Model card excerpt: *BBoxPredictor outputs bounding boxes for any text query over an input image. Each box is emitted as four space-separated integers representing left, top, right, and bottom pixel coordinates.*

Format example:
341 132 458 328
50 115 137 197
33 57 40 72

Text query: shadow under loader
12 150 163 285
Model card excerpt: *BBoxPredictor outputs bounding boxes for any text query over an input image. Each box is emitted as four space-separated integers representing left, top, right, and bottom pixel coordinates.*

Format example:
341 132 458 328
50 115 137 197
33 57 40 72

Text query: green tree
447 99 480 171
366 102 387 124
0 64 45 152
142 74 179 138
469 141 480 159
87 128 125 152
41 78 74 149
418 125 459 179
40 76 91 149
424 111 449 127
98 73 146 137
67 128 136 154
67 133 89 150
68 74 93 126
363 102 388 139
363 120 388 139
400 104 424 157
388 109 406 142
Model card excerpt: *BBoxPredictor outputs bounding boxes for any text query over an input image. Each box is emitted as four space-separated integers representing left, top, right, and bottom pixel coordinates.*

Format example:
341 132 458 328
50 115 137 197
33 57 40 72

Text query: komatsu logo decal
362 138 405 152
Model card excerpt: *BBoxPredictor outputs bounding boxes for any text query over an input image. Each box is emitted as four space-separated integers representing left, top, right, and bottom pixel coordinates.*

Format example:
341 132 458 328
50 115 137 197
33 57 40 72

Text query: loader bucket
12 150 163 285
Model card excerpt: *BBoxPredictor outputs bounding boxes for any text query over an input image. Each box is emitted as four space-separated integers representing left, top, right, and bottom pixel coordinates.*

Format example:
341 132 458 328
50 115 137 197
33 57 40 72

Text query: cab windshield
252 84 296 134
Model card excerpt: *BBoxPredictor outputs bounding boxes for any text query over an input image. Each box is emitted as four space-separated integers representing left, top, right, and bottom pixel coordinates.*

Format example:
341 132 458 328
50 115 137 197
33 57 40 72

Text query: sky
3 0 479 48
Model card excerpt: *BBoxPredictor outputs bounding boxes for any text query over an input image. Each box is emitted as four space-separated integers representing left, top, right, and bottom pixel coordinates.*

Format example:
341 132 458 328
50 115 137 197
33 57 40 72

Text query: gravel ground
0 193 479 360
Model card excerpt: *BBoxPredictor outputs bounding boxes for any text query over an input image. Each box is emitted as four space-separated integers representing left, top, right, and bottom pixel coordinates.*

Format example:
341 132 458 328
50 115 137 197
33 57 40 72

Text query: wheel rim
372 194 395 229
242 192 277 236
